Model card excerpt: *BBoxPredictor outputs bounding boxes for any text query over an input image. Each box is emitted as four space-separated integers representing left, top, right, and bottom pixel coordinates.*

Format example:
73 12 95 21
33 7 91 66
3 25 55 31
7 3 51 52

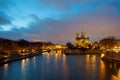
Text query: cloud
0 0 14 10
40 0 120 10
40 0 95 9
0 27 29 40
0 11 120 44
0 0 120 44
0 12 11 25
19 13 120 43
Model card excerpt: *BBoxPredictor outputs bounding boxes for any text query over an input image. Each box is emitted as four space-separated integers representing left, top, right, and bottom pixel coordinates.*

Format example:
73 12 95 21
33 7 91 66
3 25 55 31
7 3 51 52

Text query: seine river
0 51 120 80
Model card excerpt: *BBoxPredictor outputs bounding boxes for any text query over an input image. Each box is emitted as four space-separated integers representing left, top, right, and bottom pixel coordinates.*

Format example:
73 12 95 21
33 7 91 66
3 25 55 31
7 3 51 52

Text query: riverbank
0 52 42 66
101 56 120 64
101 52 120 64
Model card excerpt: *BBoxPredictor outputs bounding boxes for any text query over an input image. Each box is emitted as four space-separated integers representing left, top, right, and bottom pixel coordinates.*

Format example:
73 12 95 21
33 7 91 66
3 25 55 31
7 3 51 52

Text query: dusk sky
0 0 120 44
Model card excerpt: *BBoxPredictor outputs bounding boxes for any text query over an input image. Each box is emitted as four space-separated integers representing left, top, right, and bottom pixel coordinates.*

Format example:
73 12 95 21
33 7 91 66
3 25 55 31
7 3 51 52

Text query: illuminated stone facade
74 32 90 48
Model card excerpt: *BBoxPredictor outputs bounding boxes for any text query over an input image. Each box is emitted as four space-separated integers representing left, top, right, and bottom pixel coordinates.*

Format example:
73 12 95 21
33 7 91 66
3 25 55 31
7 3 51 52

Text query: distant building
102 40 120 62
112 40 120 52
100 37 120 52
116 40 120 47
55 44 66 49
74 32 91 48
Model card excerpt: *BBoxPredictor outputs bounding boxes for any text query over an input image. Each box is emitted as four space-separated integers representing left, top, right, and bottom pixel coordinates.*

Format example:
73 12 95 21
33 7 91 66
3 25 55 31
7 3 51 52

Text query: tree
66 42 74 49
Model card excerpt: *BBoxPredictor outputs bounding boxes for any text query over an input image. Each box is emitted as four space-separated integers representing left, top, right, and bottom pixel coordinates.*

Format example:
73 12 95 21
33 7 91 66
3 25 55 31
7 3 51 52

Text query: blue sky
0 0 120 44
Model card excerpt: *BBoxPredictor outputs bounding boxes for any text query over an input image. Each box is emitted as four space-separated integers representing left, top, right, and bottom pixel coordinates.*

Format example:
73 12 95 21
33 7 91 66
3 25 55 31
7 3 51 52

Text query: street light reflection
91 55 96 63
86 54 90 72
118 69 120 80
4 64 8 70
100 59 106 80
46 52 50 63
55 53 59 62
86 54 90 63
3 63 8 72
21 59 26 71
62 54 66 61
112 68 120 80
62 53 68 80
111 68 120 80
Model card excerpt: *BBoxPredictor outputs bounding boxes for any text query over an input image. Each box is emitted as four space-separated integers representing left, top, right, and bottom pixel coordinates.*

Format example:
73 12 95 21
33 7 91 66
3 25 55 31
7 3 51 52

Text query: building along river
0 51 120 80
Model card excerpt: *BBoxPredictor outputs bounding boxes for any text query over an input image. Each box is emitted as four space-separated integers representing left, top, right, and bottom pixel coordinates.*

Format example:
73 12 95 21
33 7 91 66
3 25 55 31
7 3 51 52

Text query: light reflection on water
62 53 69 80
117 69 120 79
3 64 8 76
21 59 26 71
0 52 120 80
3 64 8 71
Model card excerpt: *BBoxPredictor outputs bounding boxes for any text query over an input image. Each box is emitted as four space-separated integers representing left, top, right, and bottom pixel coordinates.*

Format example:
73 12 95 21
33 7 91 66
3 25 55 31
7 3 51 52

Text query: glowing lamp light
114 46 117 49
101 53 105 58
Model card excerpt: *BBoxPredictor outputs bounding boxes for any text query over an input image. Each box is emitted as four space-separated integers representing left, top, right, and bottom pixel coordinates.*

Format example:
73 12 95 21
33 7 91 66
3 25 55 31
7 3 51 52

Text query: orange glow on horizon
31 39 41 42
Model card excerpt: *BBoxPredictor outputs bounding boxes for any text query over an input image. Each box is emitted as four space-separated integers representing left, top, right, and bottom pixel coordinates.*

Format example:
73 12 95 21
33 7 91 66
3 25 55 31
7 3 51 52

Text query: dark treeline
0 38 54 55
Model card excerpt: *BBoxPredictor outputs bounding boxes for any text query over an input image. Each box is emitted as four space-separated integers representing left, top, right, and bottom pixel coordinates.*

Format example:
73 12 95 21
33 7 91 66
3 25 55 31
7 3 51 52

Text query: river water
0 51 120 80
